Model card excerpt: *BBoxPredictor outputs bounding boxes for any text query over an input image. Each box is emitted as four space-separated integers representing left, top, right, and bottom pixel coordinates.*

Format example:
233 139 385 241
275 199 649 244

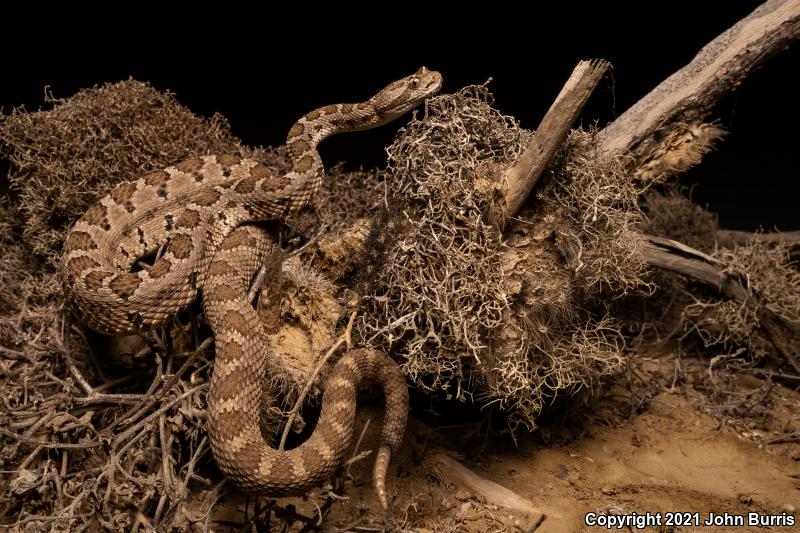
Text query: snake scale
61 67 443 507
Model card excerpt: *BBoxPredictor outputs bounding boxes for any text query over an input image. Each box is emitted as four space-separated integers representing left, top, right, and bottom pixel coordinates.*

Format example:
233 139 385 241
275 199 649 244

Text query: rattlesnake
61 67 442 507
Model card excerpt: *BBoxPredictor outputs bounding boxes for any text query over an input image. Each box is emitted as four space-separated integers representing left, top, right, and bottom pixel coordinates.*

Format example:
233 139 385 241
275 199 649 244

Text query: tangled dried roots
360 84 645 428
682 241 800 352
539 129 648 295
361 83 523 389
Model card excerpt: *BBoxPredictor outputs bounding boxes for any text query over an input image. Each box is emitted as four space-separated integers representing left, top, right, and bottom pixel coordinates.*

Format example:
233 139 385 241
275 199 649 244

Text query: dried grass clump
0 81 330 530
492 129 644 425
643 187 719 252
0 80 300 350
288 166 383 239
361 85 644 428
538 129 648 295
0 80 249 262
683 241 800 351
0 198 70 352
362 84 526 389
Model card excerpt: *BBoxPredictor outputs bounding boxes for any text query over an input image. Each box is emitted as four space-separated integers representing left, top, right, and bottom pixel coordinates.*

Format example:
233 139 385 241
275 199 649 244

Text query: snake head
369 66 443 123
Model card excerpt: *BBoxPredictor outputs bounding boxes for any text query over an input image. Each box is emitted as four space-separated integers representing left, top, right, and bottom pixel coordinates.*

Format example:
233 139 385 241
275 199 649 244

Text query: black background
2 3 797 230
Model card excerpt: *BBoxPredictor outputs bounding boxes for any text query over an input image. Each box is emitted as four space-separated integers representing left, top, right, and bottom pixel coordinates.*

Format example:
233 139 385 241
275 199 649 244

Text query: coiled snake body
61 68 443 507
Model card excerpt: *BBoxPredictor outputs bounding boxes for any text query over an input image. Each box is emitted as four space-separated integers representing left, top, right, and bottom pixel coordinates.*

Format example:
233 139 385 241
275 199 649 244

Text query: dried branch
717 230 800 259
422 449 546 520
498 59 609 225
278 311 357 451
599 0 800 181
0 427 103 449
111 384 207 447
642 234 800 370
642 235 748 301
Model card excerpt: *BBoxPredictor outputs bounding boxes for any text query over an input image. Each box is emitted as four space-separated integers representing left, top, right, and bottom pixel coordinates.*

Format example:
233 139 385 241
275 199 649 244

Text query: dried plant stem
643 235 800 370
599 0 800 180
717 230 800 260
248 264 270 305
0 428 103 449
422 449 546 518
179 436 208 496
106 338 210 433
153 413 172 524
278 311 357 451
642 235 748 301
61 345 94 396
344 419 372 472
499 59 609 225
111 384 207 447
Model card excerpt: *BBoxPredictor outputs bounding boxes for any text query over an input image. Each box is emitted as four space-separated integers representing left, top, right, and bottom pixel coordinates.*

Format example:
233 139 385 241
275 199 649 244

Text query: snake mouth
425 71 444 93
415 66 443 95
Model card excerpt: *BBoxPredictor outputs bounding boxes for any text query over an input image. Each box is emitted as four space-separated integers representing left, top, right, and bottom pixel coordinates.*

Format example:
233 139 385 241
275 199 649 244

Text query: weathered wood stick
599 0 800 181
642 234 800 371
642 235 748 301
422 448 548 519
716 229 800 250
497 59 609 226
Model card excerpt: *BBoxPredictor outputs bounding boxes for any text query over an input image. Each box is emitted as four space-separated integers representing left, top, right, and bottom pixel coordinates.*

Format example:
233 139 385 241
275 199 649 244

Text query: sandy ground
212 347 800 532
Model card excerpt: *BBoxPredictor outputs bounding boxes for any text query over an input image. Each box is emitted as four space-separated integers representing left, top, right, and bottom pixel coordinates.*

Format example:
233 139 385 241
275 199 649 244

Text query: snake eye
410 77 420 89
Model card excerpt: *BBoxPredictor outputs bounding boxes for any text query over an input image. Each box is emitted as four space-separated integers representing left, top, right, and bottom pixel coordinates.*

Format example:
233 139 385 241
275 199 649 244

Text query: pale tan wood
497 59 609 226
599 0 800 181
642 235 748 301
422 449 548 520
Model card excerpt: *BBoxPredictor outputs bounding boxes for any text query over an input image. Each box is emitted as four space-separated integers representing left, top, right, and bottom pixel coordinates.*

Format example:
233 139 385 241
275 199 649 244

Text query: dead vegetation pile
642 186 720 252
0 80 351 530
360 85 648 429
2 76 798 530
639 187 800 359
682 242 800 353
0 80 245 263
616 187 723 338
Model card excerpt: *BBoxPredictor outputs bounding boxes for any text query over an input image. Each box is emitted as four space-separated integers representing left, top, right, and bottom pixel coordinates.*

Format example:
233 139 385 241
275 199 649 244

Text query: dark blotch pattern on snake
61 68 443 507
